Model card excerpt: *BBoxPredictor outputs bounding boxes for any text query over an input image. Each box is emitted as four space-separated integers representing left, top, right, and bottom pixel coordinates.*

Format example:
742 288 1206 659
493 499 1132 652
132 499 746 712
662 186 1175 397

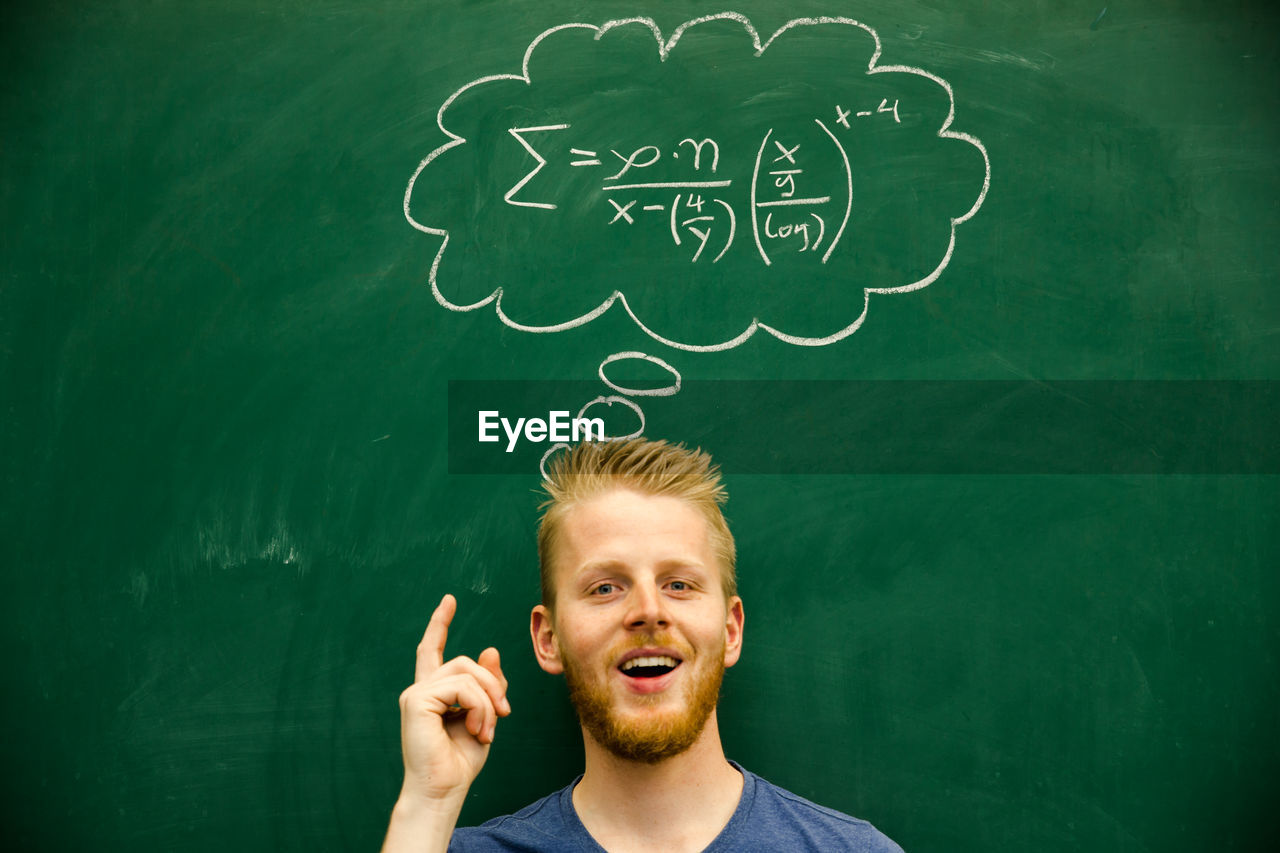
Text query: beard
562 634 725 764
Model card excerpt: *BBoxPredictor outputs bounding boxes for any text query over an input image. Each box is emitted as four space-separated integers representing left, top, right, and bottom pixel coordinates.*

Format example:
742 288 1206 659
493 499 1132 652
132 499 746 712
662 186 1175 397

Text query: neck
571 711 743 851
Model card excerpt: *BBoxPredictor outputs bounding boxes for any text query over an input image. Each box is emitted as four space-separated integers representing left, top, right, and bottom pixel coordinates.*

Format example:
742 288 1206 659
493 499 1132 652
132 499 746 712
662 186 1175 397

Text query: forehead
554 488 714 573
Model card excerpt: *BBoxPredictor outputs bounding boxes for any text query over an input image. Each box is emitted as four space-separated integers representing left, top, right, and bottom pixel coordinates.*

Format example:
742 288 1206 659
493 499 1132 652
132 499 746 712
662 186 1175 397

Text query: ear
530 604 564 674
722 595 745 668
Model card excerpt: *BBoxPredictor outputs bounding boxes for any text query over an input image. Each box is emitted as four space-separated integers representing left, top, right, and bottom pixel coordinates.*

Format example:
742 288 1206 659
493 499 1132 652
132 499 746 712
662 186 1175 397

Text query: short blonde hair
537 439 736 606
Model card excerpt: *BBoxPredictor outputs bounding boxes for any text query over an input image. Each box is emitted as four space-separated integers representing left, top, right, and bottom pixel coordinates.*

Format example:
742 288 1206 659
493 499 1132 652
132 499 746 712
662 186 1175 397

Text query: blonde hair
537 439 736 605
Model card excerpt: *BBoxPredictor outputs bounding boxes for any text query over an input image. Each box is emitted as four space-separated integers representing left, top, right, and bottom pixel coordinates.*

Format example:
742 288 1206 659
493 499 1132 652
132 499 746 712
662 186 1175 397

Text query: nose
624 580 669 630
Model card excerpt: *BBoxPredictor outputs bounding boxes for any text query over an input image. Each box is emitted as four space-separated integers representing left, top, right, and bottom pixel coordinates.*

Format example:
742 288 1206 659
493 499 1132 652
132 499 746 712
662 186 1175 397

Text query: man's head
537 439 737 608
530 439 744 764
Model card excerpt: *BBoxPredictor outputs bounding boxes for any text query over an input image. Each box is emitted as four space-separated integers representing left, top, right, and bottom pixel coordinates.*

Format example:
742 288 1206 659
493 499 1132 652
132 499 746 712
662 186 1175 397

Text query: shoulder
448 781 592 853
731 767 904 853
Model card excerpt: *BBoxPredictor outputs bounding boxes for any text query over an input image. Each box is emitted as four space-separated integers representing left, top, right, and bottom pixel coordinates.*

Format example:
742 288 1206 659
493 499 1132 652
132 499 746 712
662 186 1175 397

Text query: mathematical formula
503 98 900 266
405 13 990 351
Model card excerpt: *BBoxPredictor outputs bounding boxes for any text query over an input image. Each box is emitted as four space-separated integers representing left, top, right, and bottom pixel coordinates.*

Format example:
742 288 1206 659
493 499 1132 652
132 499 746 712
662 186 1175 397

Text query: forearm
380 790 466 853
385 595 506 852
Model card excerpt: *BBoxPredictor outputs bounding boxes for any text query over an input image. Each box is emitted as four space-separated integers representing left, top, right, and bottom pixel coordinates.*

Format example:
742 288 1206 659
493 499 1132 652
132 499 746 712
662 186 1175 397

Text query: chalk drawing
406 12 990 352
598 352 682 397
504 125 570 209
538 351 687 479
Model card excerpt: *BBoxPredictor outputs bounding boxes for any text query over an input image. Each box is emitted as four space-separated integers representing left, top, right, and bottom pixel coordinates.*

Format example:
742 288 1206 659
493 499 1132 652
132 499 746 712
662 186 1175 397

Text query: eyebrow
656 559 711 573
573 558 711 579
575 559 626 575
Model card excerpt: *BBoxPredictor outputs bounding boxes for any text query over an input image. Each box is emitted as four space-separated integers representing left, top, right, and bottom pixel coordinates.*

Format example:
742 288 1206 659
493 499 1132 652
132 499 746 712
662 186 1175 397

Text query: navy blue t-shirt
449 762 903 852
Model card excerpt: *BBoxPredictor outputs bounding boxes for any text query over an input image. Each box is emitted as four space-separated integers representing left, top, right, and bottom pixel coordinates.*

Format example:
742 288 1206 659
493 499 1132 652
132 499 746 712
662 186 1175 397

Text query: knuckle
436 655 464 672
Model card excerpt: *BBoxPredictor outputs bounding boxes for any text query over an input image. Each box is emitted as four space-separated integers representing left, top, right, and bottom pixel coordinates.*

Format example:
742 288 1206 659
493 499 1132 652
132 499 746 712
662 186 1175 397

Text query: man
382 439 902 852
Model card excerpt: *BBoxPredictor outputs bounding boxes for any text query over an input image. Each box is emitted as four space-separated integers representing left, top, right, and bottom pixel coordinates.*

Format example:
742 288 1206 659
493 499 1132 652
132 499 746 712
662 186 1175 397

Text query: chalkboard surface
3 1 1277 851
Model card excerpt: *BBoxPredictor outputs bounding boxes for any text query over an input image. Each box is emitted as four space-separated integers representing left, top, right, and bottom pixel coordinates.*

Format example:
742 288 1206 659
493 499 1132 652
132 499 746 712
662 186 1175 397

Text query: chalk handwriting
405 13 991 351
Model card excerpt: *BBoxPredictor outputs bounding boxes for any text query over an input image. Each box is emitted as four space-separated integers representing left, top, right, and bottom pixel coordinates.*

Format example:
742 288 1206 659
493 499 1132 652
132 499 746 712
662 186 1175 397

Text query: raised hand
396 593 511 806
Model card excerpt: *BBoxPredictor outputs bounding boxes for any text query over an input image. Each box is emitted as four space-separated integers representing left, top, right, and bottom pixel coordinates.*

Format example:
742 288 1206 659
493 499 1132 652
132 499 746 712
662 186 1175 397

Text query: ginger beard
561 633 726 764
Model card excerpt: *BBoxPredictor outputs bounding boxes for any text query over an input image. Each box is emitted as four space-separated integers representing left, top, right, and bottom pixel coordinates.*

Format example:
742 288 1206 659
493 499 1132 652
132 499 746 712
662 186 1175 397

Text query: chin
597 717 705 764
566 661 725 764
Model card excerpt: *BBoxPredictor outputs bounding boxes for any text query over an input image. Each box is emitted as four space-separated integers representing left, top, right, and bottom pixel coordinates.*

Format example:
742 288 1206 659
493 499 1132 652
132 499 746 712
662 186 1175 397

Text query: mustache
606 634 693 661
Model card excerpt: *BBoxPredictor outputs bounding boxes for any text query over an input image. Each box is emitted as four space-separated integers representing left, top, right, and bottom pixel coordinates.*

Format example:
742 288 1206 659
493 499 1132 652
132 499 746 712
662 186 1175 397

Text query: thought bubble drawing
405 13 990 351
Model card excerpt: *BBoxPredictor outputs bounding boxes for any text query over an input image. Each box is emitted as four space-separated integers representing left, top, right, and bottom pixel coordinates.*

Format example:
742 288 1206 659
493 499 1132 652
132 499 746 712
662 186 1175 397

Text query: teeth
621 655 678 671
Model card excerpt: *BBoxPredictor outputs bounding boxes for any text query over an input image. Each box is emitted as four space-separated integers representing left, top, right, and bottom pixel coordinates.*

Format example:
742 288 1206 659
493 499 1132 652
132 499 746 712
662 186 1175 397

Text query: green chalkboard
2 1 1277 851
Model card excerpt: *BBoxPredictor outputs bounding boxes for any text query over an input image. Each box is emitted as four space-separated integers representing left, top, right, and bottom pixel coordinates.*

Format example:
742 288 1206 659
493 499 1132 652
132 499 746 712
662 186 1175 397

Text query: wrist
393 783 467 821
383 791 466 853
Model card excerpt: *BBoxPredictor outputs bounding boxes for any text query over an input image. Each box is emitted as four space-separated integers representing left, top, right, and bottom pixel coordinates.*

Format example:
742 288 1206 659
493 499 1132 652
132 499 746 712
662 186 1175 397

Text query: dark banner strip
447 381 1280 475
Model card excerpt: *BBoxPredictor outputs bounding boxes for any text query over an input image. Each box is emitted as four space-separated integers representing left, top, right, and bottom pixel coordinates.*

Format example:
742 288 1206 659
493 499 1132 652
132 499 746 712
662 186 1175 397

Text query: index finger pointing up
415 593 457 682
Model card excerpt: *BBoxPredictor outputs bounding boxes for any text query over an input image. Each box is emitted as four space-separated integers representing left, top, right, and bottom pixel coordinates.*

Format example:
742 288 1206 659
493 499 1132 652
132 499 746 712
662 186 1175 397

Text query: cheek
555 621 606 664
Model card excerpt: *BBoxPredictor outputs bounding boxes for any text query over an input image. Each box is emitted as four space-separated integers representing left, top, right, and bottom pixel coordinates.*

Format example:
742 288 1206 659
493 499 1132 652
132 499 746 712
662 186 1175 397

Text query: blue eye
669 581 688 591
593 583 616 595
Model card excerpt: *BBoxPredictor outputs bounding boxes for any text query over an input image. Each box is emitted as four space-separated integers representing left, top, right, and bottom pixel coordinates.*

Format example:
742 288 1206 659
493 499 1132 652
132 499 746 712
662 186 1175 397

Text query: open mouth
619 655 681 679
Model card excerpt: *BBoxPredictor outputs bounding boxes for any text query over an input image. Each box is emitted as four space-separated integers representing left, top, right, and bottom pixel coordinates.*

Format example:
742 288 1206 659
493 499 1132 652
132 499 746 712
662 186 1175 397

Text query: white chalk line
809 212 826 254
539 443 570 480
756 197 831 207
578 395 646 441
540 349 684 479
603 180 732 191
813 118 852 264
405 13 991 351
505 125 570 209
713 198 735 264
750 128 772 266
598 351 682 397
